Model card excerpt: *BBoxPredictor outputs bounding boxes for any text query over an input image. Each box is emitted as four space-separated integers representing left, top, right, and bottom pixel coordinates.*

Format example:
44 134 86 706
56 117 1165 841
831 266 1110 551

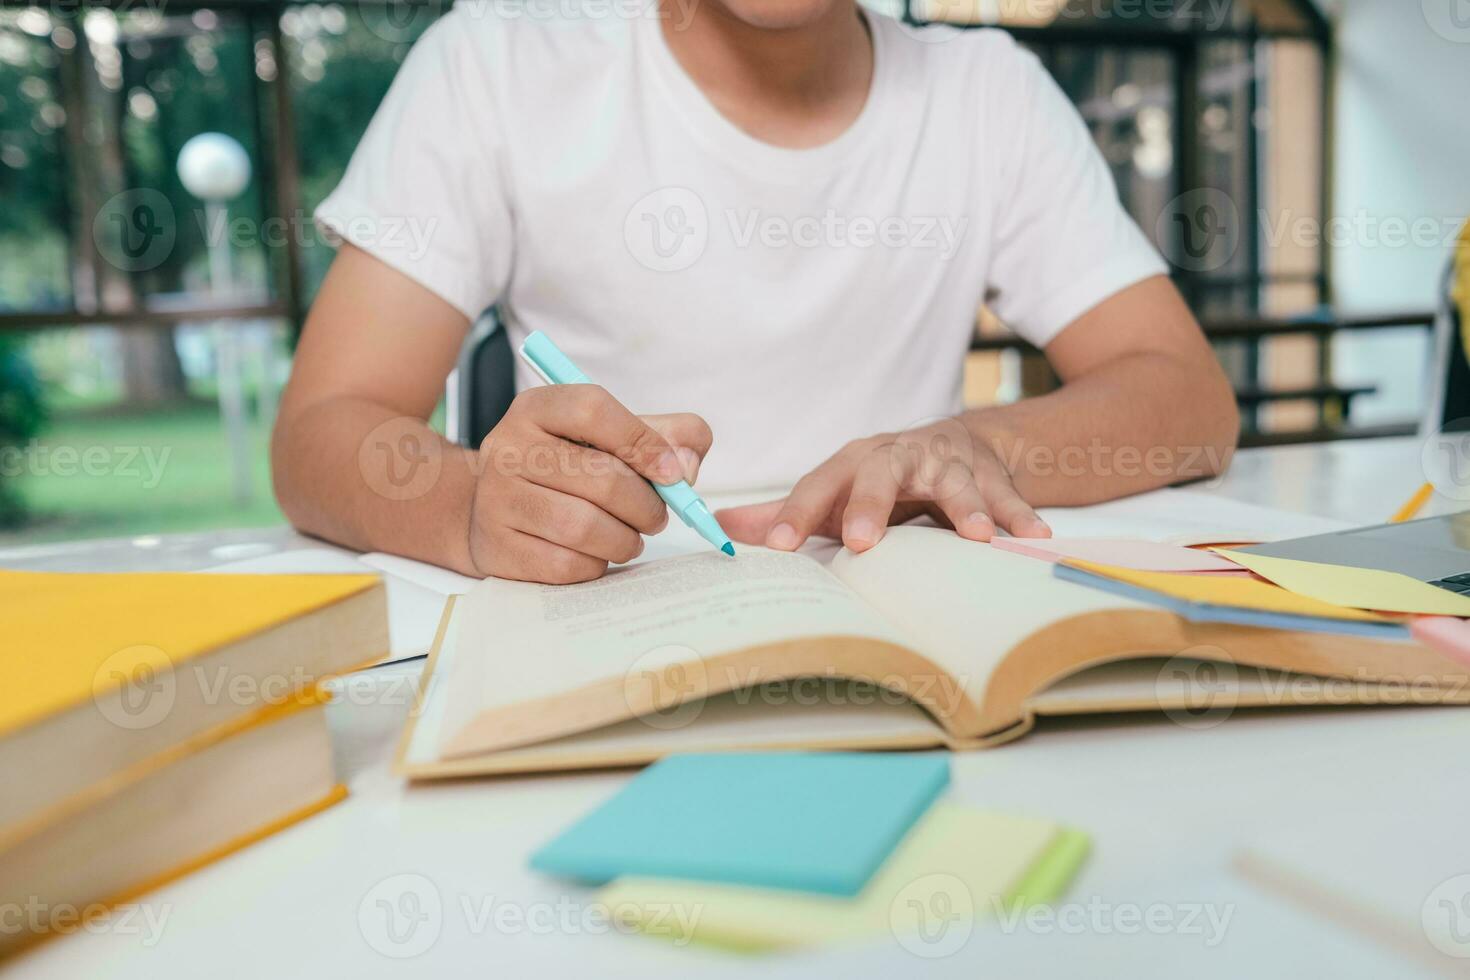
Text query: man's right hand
468 384 712 584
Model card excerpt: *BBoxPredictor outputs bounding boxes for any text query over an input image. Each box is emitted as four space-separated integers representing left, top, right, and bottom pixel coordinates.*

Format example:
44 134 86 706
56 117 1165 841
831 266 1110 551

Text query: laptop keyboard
1428 572 1470 594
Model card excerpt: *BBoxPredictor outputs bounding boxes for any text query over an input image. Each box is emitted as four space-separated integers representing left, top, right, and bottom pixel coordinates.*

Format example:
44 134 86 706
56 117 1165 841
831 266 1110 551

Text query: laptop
1237 512 1470 593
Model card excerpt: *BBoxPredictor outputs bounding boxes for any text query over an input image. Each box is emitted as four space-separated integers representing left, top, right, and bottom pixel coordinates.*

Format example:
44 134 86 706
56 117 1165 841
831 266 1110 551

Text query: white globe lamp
176 133 251 202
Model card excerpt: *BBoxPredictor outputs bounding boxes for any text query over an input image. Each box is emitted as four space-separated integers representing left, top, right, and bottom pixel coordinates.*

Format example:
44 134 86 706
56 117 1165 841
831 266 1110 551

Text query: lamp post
177 133 253 507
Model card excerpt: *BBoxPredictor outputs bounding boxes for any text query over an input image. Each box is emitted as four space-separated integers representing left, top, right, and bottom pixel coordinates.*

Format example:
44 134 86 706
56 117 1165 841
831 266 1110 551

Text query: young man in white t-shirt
271 0 1239 584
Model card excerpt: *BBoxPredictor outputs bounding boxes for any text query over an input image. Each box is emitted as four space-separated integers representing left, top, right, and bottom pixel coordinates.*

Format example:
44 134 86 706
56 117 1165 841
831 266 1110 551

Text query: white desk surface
5 438 1468 979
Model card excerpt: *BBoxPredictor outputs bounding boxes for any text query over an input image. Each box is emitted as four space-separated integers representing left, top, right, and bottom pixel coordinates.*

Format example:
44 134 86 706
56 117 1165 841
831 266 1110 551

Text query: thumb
714 499 786 545
642 413 712 484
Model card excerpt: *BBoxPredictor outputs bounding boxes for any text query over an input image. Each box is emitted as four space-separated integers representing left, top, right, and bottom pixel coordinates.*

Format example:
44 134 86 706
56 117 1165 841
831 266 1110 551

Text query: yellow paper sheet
1216 550 1470 617
1066 560 1392 622
1 569 380 737
597 804 1078 952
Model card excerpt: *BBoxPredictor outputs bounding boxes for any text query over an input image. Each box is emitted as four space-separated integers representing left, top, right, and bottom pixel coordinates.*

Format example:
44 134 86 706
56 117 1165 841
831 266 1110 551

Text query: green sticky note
531 752 950 897
598 804 1088 952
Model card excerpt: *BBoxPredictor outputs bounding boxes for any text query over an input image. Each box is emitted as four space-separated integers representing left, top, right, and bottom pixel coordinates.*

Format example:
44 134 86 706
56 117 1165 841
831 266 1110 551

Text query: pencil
1390 482 1433 523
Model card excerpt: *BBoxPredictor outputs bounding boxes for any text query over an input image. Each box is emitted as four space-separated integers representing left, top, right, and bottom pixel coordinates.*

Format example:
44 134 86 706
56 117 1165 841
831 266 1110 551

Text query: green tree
0 335 44 526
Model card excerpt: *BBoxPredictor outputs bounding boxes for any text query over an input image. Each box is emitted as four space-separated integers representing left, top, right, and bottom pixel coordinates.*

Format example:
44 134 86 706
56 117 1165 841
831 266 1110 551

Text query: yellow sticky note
598 804 1080 953
1066 560 1391 622
1216 550 1470 617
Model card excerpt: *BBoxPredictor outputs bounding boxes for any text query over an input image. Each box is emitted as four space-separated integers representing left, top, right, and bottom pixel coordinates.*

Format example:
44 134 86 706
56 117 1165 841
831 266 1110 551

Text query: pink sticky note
990 537 1245 573
1411 617 1470 668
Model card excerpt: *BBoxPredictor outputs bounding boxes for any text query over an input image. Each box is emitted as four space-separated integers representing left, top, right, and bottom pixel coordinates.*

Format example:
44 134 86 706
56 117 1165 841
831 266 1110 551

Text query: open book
397 524 1470 779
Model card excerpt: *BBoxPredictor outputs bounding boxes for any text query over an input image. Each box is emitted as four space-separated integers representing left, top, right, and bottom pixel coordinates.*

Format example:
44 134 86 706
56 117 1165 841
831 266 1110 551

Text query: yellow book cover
1 569 381 738
0 569 387 829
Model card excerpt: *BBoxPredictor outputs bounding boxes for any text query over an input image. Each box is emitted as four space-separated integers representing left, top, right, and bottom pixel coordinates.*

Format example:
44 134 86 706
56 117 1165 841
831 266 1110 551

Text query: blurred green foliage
0 335 45 526
0 4 432 535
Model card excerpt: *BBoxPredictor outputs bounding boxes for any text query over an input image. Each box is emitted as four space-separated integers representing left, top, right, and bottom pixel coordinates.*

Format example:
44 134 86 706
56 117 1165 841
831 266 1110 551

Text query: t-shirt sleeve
315 15 512 321
983 45 1169 349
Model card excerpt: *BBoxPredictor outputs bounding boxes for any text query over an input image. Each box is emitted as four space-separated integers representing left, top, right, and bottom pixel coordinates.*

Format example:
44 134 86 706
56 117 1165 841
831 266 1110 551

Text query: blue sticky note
530 752 950 897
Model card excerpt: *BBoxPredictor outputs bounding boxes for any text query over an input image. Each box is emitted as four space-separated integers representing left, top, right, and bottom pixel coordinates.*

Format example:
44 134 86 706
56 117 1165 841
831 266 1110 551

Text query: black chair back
457 312 518 448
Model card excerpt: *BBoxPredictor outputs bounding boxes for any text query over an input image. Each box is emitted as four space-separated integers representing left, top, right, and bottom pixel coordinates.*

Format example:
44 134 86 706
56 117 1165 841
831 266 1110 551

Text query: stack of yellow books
0 569 389 959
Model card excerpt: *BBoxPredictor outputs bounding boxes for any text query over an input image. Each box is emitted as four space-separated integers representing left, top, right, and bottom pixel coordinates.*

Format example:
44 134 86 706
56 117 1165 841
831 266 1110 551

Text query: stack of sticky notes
1021 534 1470 644
0 569 388 959
529 752 1089 952
1001 537 1409 637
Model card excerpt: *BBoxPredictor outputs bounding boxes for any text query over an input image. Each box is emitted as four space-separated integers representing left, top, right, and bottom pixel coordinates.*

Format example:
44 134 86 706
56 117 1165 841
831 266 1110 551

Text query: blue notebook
530 752 950 897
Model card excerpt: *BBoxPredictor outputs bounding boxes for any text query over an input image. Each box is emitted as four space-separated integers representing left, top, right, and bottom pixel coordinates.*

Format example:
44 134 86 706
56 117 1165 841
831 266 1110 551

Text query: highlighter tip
721 542 736 557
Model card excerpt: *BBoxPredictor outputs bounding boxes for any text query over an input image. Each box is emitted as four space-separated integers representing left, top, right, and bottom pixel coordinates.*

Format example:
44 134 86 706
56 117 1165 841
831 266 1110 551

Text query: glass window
284 2 437 301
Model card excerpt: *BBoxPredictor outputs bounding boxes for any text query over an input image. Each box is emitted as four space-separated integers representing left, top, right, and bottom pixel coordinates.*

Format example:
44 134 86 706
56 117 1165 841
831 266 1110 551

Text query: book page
829 526 1143 710
437 549 908 753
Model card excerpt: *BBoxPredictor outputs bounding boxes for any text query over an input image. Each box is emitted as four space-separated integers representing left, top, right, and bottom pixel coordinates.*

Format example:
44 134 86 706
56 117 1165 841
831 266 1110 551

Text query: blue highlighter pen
517 330 735 557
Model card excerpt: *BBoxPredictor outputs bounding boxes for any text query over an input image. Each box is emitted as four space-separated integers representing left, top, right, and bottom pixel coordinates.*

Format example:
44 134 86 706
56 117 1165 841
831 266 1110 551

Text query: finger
982 480 1051 538
714 499 786 546
504 483 645 564
526 385 685 485
490 527 609 585
765 459 851 551
503 438 669 535
926 478 995 542
643 413 713 484
840 450 903 553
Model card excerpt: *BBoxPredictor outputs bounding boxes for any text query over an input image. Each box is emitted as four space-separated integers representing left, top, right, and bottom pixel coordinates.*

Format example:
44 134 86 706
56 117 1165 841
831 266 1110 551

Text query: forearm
961 350 1239 507
271 396 482 575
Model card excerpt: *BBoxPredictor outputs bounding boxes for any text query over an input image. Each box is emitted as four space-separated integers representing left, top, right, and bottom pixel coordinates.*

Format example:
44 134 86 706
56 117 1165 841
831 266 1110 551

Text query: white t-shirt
317 3 1166 492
